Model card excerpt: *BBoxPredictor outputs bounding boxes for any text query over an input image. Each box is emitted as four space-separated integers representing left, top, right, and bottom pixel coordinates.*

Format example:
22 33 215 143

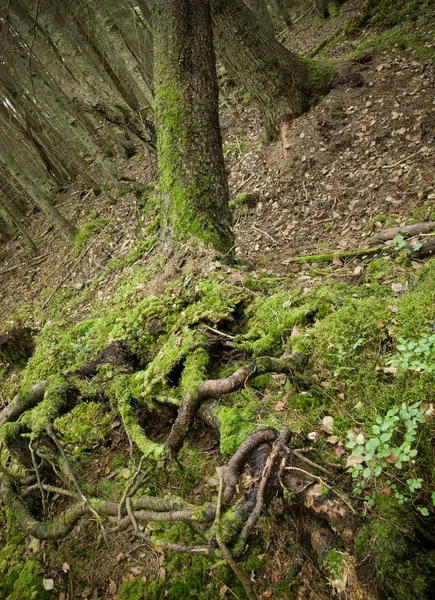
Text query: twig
23 484 79 499
291 449 332 476
233 173 255 194
202 323 235 340
135 531 214 555
380 148 423 169
0 255 47 277
29 440 46 515
126 497 138 533
214 470 256 600
215 536 257 600
118 456 145 523
252 225 277 243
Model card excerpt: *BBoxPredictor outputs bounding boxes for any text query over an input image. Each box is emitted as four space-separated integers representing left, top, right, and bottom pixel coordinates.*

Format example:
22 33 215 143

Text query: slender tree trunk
210 0 310 133
154 0 234 254
244 0 275 36
0 198 37 253
0 153 77 240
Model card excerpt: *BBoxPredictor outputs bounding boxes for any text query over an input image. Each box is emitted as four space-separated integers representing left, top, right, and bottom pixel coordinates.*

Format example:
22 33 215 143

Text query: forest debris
376 221 435 241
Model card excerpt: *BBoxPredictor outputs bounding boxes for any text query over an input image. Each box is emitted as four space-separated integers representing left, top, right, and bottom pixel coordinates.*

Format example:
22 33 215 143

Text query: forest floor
1 2 435 600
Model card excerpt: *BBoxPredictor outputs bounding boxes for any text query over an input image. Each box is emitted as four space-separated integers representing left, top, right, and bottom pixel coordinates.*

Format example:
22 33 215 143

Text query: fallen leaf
381 485 392 496
327 435 338 444
122 468 130 479
43 579 54 591
332 256 342 267
337 392 345 400
263 591 273 598
108 580 117 595
334 444 346 458
129 567 142 576
115 553 124 563
353 265 363 276
62 562 70 573
59 593 66 600
383 366 398 374
274 399 286 412
388 304 399 313
322 416 334 434
391 282 403 292
377 320 385 328
346 454 364 468
219 584 228 598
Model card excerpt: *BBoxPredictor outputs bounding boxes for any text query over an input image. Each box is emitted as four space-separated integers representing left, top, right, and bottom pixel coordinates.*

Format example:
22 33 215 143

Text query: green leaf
374 466 382 477
366 437 380 451
431 492 435 506
380 431 392 442
371 425 381 435
363 468 372 479
418 507 429 517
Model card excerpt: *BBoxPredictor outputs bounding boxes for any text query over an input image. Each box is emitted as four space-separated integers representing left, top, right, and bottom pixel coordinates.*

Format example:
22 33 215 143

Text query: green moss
119 578 148 600
352 31 435 61
74 219 109 252
0 559 49 600
355 496 435 600
300 58 335 102
155 73 233 253
216 404 257 456
21 375 69 435
54 401 112 448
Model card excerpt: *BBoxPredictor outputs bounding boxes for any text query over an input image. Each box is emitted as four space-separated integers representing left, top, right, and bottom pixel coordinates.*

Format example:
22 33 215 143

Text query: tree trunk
244 0 275 36
154 0 234 254
210 0 310 133
0 197 37 253
0 152 77 240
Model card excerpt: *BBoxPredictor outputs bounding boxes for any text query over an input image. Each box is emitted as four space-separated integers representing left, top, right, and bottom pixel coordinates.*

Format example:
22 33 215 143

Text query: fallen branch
286 246 386 264
282 466 356 549
375 221 435 241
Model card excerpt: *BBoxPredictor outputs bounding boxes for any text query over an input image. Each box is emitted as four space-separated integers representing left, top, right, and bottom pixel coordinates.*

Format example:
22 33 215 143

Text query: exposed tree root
165 353 304 453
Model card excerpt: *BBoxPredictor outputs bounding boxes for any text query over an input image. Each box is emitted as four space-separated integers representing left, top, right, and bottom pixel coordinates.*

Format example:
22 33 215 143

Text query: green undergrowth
0 510 48 600
74 218 109 253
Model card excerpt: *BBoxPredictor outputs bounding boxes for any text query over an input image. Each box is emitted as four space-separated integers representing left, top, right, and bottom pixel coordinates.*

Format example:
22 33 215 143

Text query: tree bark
154 0 234 253
244 0 275 36
211 0 310 133
0 152 77 240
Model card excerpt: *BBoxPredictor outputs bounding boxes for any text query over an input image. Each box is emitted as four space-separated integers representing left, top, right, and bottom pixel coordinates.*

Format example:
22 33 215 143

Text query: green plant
387 334 435 373
346 402 433 513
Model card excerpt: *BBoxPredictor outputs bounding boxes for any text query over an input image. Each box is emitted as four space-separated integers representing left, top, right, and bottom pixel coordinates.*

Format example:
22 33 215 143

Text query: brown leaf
377 320 385 328
334 444 346 458
115 553 124 563
388 304 399 313
322 415 334 434
337 392 345 400
346 454 364 468
108 580 117 595
383 366 398 374
274 400 286 412
219 585 228 598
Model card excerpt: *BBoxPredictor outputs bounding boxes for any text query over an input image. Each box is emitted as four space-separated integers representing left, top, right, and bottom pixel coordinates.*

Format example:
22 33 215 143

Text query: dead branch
375 221 435 241
215 470 257 600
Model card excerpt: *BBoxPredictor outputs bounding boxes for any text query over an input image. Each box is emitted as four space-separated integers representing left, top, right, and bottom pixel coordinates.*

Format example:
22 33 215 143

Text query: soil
1 3 434 325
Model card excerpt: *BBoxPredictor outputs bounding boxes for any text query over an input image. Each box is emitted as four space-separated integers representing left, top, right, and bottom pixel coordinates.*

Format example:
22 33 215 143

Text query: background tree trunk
211 0 309 133
154 0 234 254
244 0 275 36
